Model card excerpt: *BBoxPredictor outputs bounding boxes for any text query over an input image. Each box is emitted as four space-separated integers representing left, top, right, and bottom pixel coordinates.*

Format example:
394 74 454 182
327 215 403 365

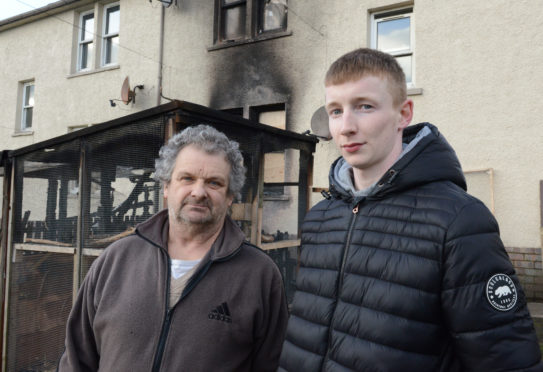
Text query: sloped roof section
0 0 88 31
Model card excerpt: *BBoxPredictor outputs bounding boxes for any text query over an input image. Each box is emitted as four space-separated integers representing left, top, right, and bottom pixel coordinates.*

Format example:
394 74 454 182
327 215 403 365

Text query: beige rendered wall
294 0 543 251
0 0 162 151
1 0 542 252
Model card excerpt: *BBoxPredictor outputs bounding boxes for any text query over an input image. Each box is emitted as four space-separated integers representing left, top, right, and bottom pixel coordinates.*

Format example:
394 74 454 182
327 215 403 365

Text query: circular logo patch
486 273 517 311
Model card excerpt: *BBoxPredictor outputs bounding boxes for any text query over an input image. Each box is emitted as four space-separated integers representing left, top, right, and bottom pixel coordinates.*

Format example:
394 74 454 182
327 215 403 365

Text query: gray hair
154 124 246 200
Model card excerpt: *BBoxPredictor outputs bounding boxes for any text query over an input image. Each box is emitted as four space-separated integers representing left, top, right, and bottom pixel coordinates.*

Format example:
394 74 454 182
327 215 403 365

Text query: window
78 10 94 71
371 7 414 86
102 4 120 66
250 104 287 198
257 0 287 34
21 82 35 131
75 3 119 73
215 0 287 44
220 103 289 198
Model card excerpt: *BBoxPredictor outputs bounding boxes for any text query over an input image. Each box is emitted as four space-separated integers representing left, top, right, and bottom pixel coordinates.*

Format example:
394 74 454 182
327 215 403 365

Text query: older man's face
164 145 233 228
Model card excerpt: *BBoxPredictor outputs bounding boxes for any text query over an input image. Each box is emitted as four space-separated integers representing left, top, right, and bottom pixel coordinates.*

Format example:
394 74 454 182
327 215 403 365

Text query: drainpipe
157 5 165 106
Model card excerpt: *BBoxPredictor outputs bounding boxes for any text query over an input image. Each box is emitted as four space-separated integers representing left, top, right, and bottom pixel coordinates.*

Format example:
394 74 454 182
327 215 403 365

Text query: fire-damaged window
257 0 287 34
215 0 288 44
250 104 288 199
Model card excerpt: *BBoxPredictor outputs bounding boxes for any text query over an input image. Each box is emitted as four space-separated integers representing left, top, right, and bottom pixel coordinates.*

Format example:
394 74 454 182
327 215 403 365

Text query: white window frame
21 81 35 131
77 10 95 71
370 7 415 88
101 3 120 67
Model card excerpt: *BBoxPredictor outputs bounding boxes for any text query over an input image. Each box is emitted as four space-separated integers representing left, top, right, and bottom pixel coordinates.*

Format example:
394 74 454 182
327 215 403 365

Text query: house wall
1 0 543 295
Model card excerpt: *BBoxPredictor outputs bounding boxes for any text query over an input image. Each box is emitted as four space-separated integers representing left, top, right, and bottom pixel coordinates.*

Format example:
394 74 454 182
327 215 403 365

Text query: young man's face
164 145 233 229
325 75 413 186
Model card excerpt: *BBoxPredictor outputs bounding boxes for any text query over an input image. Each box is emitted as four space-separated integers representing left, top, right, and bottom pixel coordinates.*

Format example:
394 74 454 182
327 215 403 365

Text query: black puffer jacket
279 123 542 372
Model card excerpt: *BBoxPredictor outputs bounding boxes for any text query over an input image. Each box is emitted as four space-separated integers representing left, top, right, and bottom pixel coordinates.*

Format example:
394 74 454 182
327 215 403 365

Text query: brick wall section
506 247 543 301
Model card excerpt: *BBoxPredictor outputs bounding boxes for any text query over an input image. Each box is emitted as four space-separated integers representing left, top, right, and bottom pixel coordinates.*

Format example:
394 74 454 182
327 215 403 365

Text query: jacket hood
135 209 246 261
329 123 467 203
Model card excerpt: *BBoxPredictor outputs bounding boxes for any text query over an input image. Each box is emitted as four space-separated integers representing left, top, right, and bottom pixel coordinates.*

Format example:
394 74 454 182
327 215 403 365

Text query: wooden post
73 141 88 302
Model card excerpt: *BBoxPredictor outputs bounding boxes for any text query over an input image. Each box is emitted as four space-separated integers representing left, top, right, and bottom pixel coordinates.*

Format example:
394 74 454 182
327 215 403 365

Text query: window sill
67 64 120 79
208 31 292 51
407 87 423 96
12 130 34 137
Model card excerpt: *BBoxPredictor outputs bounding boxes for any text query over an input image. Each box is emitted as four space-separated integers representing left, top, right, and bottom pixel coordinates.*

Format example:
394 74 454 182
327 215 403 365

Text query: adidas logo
208 302 232 323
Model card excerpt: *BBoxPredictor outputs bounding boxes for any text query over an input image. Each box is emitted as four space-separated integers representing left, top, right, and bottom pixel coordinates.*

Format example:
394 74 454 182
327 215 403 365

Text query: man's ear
163 182 169 199
398 99 414 131
227 193 234 207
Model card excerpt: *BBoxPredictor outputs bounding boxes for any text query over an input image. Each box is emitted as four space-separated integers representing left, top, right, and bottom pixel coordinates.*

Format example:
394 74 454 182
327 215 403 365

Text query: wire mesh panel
6 252 73 372
7 139 80 372
80 117 163 278
261 149 302 303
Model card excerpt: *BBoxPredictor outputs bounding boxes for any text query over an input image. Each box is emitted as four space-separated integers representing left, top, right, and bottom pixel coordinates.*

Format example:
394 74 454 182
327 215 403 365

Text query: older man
58 124 288 372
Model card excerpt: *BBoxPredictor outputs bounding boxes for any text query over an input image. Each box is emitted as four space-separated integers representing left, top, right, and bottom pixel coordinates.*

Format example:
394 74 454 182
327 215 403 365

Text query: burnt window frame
256 0 288 35
249 103 288 199
213 0 289 47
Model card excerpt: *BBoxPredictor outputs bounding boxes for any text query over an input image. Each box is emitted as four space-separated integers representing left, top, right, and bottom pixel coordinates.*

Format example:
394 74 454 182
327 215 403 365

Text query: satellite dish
310 106 331 140
121 76 134 105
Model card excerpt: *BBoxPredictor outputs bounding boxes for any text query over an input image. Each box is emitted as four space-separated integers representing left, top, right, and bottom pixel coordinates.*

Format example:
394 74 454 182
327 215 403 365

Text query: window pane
222 5 246 40
80 42 93 70
82 14 94 42
396 55 412 84
24 85 34 106
105 36 119 64
377 17 410 54
106 6 120 35
261 0 287 32
23 107 33 129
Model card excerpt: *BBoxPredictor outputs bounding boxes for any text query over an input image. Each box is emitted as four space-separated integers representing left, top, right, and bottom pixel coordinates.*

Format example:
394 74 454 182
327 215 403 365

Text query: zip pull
352 203 359 214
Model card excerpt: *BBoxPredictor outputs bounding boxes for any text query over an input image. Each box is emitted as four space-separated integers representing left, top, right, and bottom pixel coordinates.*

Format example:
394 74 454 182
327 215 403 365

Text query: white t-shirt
169 258 201 308
171 258 200 279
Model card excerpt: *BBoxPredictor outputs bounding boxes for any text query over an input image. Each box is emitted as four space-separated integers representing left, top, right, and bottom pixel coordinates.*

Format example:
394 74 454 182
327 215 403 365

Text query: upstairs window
102 4 120 66
215 0 288 44
370 7 414 86
21 82 35 131
74 3 120 73
78 11 94 71
258 0 287 34
219 0 247 41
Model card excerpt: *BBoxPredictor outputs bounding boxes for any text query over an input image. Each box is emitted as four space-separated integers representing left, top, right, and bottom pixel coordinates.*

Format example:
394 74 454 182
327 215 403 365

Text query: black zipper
151 253 172 372
322 202 360 367
141 228 243 372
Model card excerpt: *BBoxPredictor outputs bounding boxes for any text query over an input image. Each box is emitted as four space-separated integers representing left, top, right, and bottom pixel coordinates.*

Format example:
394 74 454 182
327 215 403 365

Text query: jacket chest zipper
141 227 241 372
150 253 226 372
322 203 360 367
151 255 173 372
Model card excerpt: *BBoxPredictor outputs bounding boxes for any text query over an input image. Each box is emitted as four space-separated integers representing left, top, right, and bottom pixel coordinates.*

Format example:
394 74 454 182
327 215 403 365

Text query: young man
279 48 542 371
58 125 288 372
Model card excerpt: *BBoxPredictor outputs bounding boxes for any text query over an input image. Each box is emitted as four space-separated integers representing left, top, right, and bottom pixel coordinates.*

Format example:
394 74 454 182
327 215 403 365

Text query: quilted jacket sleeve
57 260 100 372
442 200 543 372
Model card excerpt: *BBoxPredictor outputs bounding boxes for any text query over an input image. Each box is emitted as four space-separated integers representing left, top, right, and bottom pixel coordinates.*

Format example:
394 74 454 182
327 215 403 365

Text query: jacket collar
329 123 467 202
136 209 245 261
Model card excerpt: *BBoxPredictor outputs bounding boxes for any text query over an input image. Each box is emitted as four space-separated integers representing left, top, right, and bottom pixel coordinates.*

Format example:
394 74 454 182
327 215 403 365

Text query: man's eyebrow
324 100 339 109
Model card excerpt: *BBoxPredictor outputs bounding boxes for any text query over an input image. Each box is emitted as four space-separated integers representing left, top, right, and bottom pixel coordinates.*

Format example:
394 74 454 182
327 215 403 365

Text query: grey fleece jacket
58 209 288 372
